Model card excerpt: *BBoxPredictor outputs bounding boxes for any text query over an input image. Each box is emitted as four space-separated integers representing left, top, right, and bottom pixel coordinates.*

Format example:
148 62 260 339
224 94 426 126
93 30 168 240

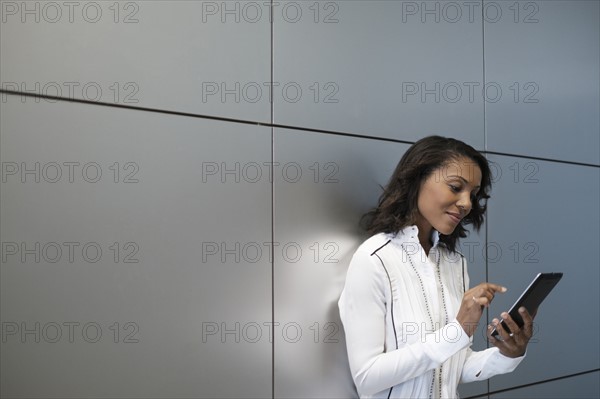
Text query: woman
338 136 533 398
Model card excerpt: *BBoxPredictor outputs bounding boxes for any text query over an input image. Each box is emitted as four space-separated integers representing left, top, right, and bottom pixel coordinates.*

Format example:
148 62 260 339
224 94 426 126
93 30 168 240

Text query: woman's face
416 156 482 236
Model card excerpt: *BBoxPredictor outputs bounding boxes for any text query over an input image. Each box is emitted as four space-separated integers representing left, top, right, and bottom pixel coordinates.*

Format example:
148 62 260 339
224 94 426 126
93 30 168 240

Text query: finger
519 307 533 323
487 323 527 358
487 321 508 343
467 283 505 302
482 290 496 305
491 317 513 341
483 283 508 294
499 312 521 338
476 290 496 307
518 307 534 337
530 307 538 320
472 296 488 309
486 324 498 341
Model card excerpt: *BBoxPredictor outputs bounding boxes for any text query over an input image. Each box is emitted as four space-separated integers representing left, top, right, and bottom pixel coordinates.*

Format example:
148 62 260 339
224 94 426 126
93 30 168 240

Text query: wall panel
272 128 409 398
0 96 272 398
489 371 600 399
273 0 485 146
0 1 271 121
485 0 600 164
486 154 600 391
273 129 491 398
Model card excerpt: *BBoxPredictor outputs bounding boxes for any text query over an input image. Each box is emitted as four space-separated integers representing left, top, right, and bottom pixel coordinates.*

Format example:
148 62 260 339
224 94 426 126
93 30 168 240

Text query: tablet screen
491 272 563 337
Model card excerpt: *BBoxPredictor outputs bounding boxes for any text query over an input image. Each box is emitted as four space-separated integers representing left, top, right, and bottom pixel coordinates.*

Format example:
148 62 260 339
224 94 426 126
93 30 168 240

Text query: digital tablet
491 272 563 338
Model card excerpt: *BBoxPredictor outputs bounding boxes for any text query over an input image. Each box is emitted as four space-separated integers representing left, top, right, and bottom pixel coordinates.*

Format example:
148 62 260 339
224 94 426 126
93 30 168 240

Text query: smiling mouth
447 212 462 223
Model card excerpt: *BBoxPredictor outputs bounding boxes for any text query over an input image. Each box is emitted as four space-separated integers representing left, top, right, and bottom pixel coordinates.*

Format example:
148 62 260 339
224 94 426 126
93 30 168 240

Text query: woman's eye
449 185 460 192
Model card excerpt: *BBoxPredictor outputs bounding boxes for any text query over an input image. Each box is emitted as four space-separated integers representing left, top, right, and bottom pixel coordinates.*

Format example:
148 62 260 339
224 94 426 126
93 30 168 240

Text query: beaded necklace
400 243 449 399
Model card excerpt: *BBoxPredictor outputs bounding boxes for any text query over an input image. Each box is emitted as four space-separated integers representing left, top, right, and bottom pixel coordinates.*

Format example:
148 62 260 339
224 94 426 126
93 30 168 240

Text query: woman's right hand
456 283 507 337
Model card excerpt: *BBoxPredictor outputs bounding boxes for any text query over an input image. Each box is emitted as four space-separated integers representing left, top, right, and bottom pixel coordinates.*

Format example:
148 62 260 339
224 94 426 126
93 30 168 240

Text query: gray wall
1 1 598 398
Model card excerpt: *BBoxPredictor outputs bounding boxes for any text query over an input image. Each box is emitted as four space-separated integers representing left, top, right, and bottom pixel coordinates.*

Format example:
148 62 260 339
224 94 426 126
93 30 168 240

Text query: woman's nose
457 194 472 214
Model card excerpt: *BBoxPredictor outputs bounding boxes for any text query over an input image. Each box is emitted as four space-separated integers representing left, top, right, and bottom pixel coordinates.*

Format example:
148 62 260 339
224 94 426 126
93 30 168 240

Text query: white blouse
338 226 524 398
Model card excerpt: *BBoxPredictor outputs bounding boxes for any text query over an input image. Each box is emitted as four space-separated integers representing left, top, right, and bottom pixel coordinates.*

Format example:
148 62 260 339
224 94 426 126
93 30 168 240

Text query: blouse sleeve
338 248 472 396
460 347 525 383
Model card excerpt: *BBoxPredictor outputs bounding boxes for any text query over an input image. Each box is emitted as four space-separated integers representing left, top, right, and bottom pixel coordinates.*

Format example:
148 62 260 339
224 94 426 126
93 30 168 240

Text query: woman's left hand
487 307 535 358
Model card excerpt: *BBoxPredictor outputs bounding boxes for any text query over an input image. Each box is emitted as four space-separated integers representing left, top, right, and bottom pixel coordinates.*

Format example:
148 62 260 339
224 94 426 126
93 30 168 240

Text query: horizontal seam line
463 368 600 399
1 89 598 168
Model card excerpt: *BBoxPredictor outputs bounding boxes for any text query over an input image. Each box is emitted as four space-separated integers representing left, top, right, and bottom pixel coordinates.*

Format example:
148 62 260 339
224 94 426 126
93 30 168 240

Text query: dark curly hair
362 136 492 253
